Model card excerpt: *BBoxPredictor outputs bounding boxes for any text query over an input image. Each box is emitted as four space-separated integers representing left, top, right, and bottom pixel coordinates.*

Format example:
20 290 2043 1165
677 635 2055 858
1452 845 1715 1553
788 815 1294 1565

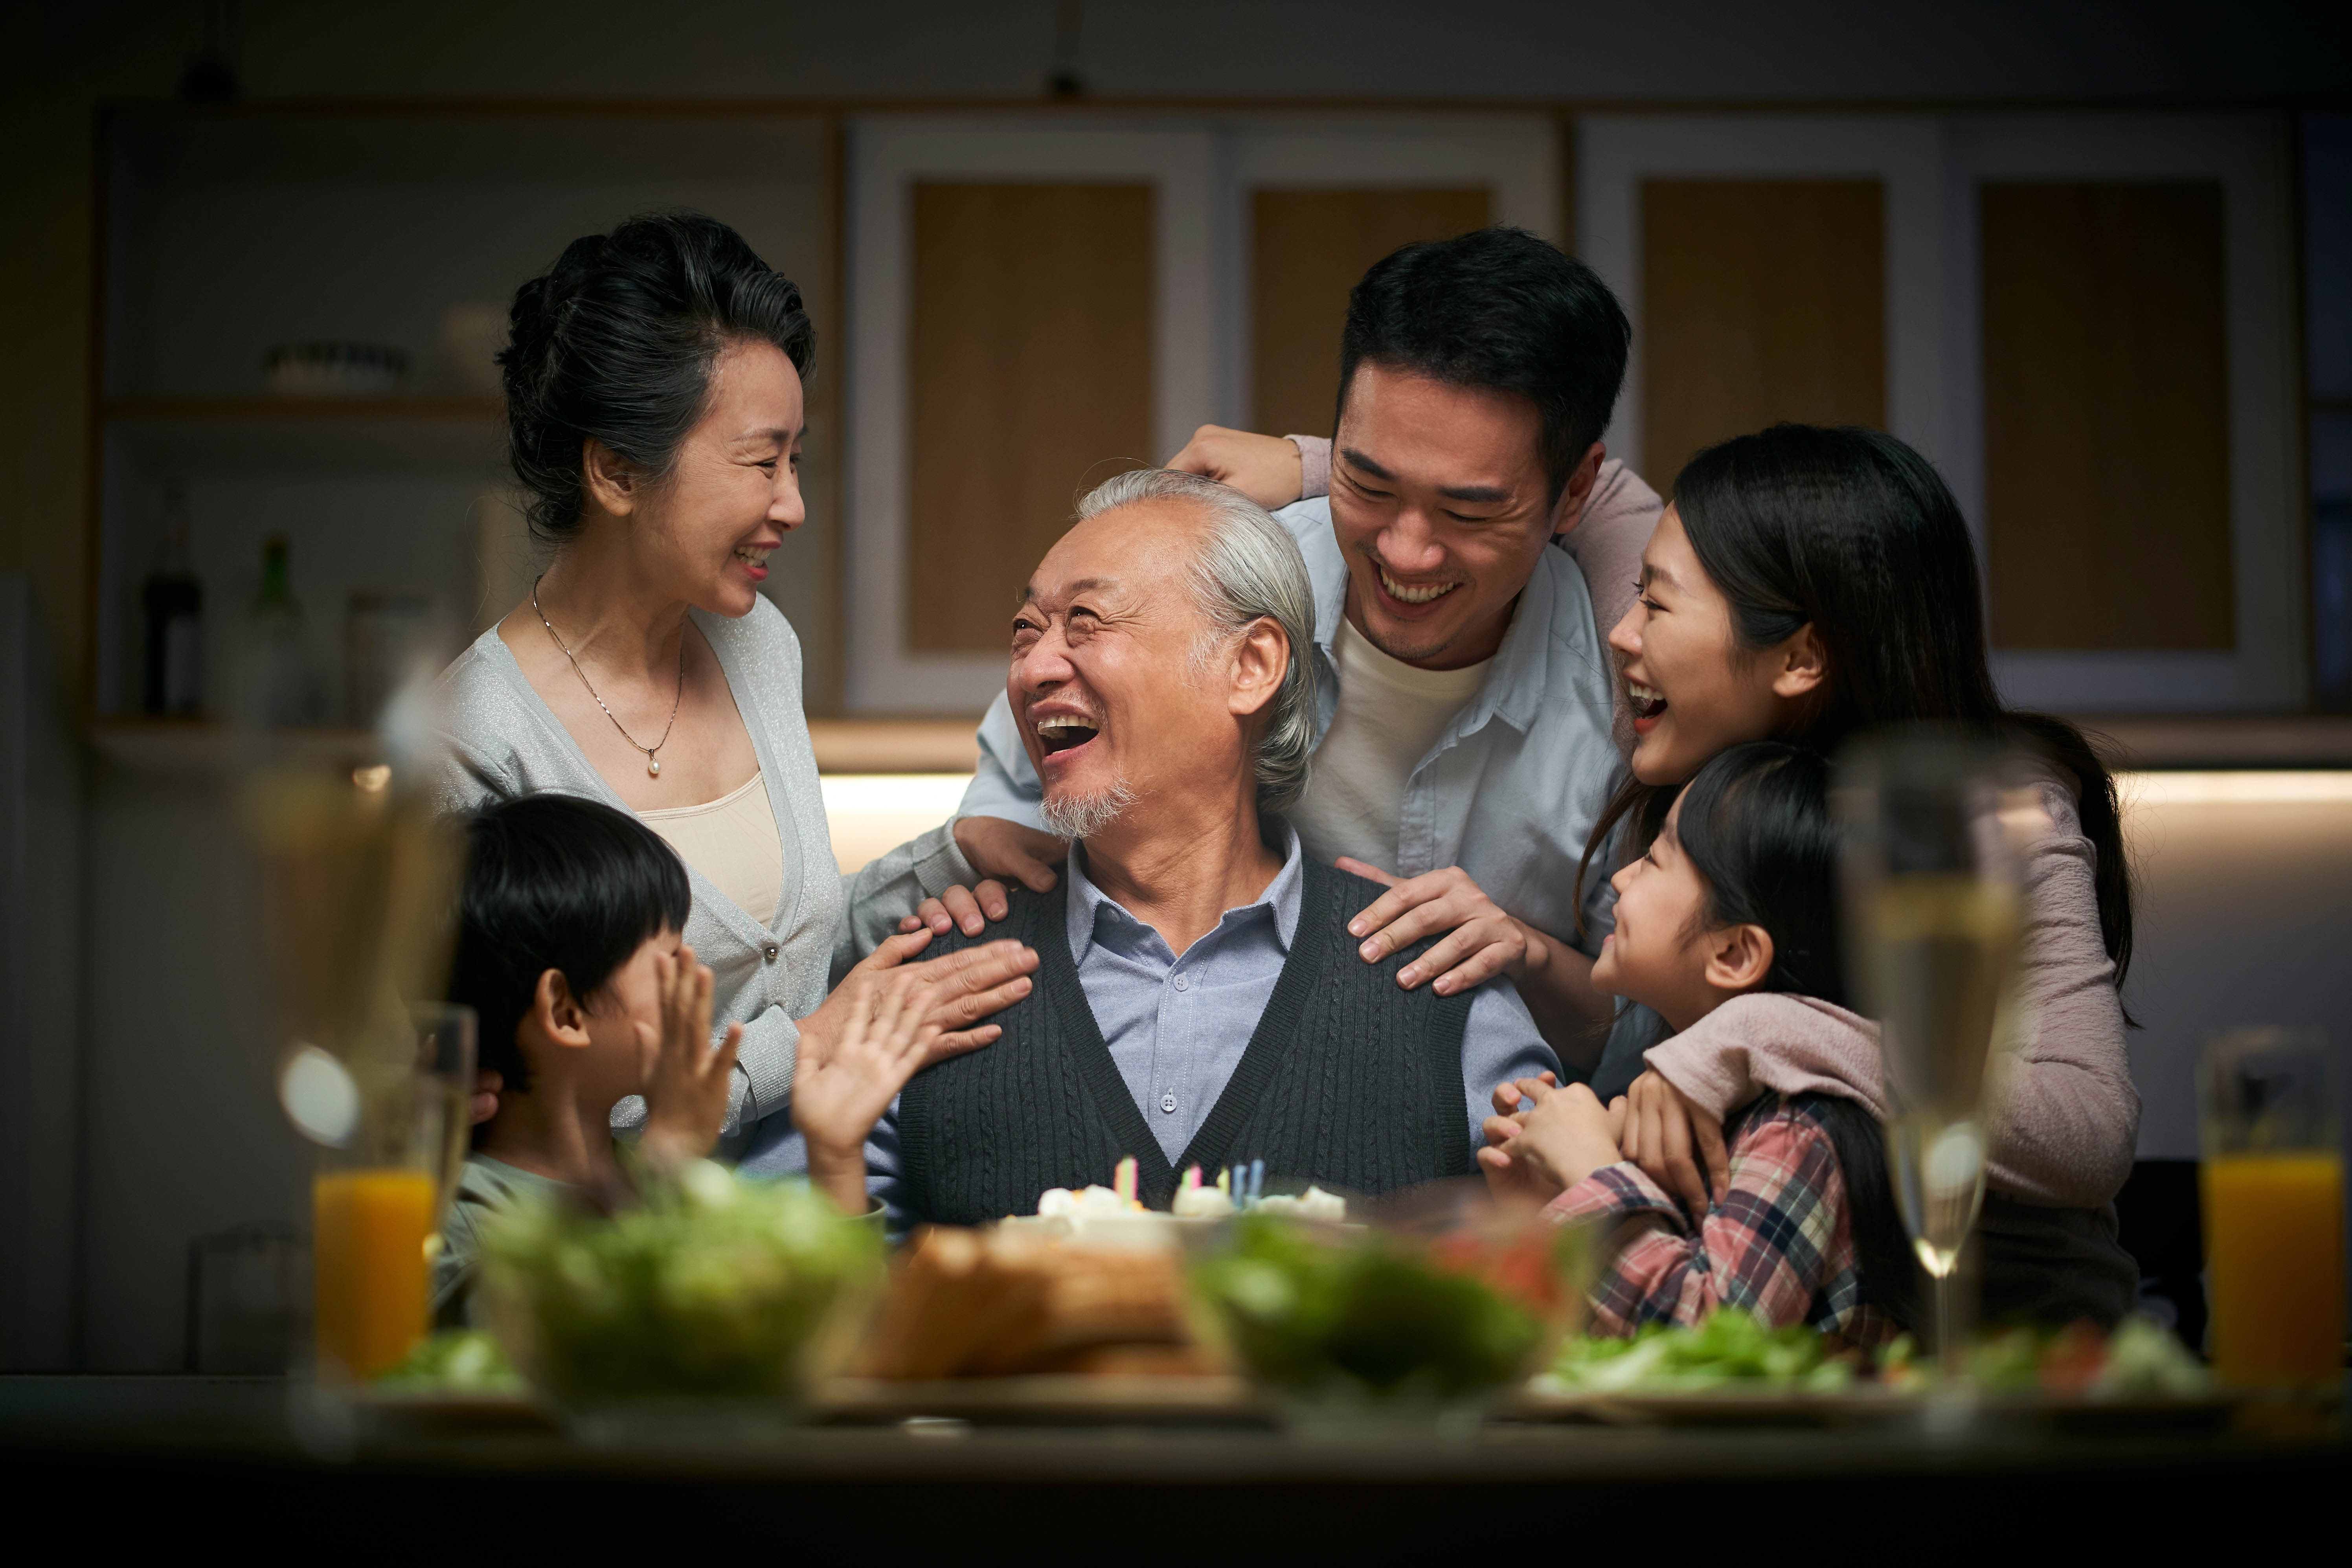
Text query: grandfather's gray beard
1040 777 1138 841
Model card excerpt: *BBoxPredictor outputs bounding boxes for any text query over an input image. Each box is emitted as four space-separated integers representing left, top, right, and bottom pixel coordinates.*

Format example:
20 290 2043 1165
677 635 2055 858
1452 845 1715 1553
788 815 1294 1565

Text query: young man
435 795 944 1322
946 228 1658 1073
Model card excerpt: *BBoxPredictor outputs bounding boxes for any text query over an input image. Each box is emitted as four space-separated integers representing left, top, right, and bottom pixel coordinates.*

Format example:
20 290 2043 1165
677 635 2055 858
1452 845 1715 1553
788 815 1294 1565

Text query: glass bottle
250 534 311 727
141 480 203 716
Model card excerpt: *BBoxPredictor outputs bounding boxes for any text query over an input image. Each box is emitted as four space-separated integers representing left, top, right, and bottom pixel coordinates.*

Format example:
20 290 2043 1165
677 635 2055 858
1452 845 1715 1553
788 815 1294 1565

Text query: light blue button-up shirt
960 497 1627 988
864 827 1561 1220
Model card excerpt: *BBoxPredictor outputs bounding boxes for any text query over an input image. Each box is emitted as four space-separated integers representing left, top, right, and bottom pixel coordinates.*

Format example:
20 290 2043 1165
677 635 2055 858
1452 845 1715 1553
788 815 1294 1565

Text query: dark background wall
5 0 2349 706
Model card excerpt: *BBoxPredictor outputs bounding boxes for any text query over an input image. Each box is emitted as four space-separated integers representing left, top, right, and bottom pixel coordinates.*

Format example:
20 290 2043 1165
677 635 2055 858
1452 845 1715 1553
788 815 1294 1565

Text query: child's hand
792 971 954 1215
637 944 744 1170
1476 1078 1626 1204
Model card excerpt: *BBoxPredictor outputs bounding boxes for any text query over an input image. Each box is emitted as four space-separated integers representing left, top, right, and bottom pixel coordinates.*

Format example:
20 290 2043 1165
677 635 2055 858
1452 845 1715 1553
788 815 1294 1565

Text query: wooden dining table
5 1373 2343 1546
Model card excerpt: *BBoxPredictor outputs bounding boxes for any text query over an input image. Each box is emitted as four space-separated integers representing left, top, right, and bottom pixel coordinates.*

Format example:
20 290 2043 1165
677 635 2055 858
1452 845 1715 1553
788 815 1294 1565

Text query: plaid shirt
1544 1096 1899 1345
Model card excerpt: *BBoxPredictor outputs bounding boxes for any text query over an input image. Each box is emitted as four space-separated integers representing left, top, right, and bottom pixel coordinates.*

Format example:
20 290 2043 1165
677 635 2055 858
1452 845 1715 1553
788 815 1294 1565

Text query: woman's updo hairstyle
499 211 814 545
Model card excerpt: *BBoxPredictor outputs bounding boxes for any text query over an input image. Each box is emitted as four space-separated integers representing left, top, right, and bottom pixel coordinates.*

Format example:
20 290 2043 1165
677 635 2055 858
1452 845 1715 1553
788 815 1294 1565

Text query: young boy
435 795 934 1324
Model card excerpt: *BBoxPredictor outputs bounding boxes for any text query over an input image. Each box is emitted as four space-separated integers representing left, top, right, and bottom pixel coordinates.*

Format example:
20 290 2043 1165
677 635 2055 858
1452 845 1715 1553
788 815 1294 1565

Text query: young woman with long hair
1583 424 2139 1326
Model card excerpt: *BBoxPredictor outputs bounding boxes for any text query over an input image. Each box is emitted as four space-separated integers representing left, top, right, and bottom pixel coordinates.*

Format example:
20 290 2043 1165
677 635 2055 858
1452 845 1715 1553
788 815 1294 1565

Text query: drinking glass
291 1003 475 1383
1837 729 2028 1382
2199 1029 2344 1388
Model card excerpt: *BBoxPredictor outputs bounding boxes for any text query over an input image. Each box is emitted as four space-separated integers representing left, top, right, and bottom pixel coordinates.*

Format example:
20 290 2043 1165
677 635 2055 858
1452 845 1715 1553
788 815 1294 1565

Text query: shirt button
1160 1093 1178 1114
1172 974 1189 992
763 945 779 963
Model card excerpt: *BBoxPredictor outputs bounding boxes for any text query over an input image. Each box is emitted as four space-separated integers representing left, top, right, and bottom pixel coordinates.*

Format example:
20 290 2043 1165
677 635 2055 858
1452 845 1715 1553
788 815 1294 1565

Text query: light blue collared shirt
864 826 1560 1220
959 498 1626 1023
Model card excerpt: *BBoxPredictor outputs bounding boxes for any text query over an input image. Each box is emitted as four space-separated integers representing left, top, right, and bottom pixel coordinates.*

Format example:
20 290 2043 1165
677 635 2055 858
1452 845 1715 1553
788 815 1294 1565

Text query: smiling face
1589 799 1724 1031
608 340 805 618
1609 505 1808 787
1327 363 1564 670
1009 500 1268 840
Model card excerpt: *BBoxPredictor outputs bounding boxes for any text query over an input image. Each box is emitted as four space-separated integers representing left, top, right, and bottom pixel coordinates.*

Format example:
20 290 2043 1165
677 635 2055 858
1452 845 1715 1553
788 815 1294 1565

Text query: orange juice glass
292 1004 474 1383
2200 1029 2345 1388
314 1168 438 1379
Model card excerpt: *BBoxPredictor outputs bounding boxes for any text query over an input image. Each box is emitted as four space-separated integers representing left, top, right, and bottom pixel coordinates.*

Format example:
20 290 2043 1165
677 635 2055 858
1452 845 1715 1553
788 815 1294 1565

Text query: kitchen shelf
2078 714 2352 769
102 397 507 474
87 716 385 777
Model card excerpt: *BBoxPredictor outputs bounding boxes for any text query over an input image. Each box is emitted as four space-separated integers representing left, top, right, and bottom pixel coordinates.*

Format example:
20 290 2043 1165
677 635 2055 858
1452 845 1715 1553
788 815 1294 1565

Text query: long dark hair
1777 1092 1924 1332
1677 742 1921 1329
1576 425 2134 996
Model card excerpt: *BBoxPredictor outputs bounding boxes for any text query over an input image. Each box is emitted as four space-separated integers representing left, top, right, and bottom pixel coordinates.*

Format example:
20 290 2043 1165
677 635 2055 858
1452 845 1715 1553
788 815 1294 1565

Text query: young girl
1480 742 1917 1343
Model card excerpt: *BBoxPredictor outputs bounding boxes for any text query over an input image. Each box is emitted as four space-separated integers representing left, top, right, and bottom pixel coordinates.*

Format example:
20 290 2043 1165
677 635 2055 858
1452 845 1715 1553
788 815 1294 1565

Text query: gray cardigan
430 596 977 1150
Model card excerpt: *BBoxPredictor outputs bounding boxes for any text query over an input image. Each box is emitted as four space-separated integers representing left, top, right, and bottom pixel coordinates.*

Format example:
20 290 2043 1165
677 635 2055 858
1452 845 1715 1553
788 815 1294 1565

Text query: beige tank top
639 771 785 927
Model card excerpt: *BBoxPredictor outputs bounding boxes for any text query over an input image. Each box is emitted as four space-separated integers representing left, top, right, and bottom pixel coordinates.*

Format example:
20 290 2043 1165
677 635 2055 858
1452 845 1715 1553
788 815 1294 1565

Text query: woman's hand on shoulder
1621 1069 1730 1215
1166 425 1305 510
805 925 1039 1069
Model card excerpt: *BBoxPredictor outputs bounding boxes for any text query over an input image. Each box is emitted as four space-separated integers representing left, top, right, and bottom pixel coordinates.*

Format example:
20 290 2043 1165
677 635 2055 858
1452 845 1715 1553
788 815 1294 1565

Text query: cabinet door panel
906 182 1155 655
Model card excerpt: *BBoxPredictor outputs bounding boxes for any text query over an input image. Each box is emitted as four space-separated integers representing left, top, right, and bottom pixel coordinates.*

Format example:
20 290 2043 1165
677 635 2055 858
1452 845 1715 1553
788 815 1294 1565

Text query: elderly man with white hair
829 469 1560 1225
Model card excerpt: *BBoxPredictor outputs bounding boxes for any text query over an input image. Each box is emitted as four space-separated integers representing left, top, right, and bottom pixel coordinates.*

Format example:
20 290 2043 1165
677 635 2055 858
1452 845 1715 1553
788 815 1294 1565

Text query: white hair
1073 468 1318 817
1040 778 1138 840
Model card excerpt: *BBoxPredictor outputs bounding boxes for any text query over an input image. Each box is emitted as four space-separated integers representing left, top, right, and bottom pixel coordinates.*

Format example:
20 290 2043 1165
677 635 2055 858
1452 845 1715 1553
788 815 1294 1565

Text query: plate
817 1373 1268 1426
347 1387 559 1434
1509 1383 1918 1427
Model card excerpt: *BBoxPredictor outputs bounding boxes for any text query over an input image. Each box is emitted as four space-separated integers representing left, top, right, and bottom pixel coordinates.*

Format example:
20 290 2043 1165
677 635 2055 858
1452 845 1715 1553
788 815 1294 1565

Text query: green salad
1885 1315 2211 1399
373 1329 524 1393
1189 1213 1573 1401
478 1160 881 1402
1541 1309 2211 1399
1543 1309 1858 1394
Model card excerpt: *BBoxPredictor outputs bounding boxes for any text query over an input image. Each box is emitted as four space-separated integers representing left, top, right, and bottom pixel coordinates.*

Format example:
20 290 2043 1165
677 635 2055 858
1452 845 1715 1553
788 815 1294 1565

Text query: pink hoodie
1643 766 2141 1210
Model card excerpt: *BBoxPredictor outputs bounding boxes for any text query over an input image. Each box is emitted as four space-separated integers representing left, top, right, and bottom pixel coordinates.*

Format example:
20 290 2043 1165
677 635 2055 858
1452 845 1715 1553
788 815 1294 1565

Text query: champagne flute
1836 729 2027 1384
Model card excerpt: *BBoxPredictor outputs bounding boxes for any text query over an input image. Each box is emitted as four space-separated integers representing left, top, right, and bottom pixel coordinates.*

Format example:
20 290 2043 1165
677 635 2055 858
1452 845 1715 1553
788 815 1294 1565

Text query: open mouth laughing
733 543 773 581
1033 711 1101 760
1376 565 1462 609
1627 679 1668 730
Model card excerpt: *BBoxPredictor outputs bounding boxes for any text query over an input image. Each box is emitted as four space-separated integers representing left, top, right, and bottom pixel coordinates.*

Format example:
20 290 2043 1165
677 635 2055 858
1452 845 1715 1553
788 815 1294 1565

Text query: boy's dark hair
447 793 691 1098
1336 226 1630 505
1670 741 1846 1007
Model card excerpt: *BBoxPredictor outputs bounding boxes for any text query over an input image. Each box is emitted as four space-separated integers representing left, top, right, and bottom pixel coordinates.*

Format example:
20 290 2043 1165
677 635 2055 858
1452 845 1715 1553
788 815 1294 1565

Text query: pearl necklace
532 576 685 777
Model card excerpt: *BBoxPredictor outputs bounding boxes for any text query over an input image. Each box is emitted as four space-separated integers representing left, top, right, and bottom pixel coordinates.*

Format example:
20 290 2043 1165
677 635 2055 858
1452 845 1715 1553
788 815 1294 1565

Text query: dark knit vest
898 858 1474 1225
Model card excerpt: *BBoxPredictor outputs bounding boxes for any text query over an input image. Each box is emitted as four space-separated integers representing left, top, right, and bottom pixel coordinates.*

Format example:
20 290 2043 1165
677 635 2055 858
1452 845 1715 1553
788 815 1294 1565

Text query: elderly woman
432 212 1035 1169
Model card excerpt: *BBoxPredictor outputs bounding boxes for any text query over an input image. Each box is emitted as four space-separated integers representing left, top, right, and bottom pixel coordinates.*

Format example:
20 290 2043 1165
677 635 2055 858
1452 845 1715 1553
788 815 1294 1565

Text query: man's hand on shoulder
1165 425 1304 511
1337 859 1534 995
